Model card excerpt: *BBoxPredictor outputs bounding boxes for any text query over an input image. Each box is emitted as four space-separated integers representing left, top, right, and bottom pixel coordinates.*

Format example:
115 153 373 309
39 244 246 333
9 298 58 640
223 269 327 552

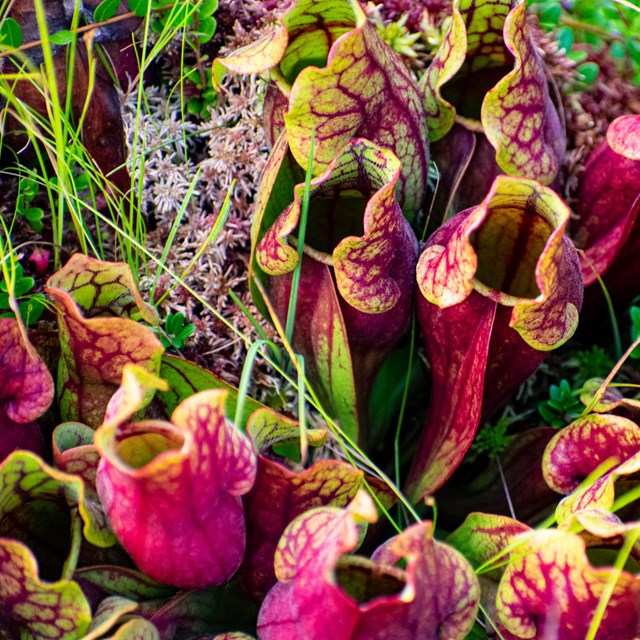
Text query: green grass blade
285 128 315 345
234 338 280 431
297 354 309 466
585 527 640 640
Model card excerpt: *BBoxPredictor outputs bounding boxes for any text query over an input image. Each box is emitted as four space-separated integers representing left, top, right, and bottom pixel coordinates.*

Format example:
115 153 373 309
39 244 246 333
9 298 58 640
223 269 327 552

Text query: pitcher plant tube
406 174 583 502
253 138 418 444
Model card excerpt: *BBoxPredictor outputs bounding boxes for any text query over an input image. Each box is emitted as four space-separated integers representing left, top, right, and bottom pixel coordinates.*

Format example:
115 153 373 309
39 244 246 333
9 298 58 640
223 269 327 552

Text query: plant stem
559 16 625 43
0 4 178 59
612 0 640 15
394 315 416 490
581 335 640 417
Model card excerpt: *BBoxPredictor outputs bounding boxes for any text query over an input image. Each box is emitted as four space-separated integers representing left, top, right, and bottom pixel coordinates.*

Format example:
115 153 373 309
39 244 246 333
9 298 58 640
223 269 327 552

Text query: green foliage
125 0 220 118
147 0 218 44
368 340 426 448
538 379 583 427
15 177 44 233
528 0 640 85
159 311 196 350
569 345 616 382
0 263 46 327
0 17 22 47
128 0 151 17
369 10 423 59
185 67 218 118
630 304 640 358
163 0 220 118
49 29 75 45
467 410 519 463
94 0 121 22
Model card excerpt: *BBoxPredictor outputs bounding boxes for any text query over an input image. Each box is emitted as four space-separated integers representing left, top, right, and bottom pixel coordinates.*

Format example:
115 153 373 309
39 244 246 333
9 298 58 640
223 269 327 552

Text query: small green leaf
627 37 640 64
165 312 183 334
0 17 23 48
150 16 164 33
0 267 35 301
94 0 120 22
24 207 44 230
186 96 203 115
195 16 216 43
161 312 196 349
50 29 75 45
567 49 588 63
610 41 627 59
201 87 216 102
540 3 561 28
577 61 600 84
128 0 150 17
556 26 573 52
20 293 47 326
538 379 582 427
183 67 200 83
630 306 640 359
198 0 218 19
74 173 90 191
19 177 39 201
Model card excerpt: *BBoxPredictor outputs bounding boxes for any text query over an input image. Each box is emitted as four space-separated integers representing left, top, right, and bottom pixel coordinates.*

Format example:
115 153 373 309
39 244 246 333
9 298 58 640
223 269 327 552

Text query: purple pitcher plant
252 137 418 442
406 174 583 501
257 492 480 640
422 0 565 217
0 317 53 461
94 364 257 589
2 0 638 636
45 254 164 428
572 114 640 304
214 0 430 218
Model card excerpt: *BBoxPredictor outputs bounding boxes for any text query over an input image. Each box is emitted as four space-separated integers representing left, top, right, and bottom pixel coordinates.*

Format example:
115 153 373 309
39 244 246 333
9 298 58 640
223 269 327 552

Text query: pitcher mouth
293 192 368 265
442 65 513 125
114 423 184 470
469 200 552 303
334 556 407 604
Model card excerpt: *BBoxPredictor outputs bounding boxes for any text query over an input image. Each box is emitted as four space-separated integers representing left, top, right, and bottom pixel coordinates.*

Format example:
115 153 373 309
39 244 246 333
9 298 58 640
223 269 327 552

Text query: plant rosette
406 174 583 501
